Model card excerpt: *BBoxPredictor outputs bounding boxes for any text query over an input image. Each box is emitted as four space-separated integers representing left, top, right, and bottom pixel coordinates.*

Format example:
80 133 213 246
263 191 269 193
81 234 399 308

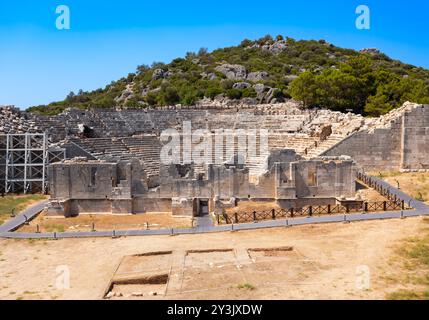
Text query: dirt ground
225 201 281 215
356 188 388 202
18 212 192 233
0 216 426 300
225 190 389 216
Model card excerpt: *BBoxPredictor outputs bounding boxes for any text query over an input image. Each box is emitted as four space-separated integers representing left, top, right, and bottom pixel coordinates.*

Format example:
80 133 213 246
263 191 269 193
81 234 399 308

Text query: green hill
28 35 429 116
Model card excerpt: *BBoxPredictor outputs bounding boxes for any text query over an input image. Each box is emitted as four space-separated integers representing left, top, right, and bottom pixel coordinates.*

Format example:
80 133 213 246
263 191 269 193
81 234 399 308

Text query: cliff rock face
247 71 269 82
214 64 247 80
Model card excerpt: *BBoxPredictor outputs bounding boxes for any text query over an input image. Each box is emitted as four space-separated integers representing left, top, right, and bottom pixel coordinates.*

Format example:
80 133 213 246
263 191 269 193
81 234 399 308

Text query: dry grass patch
237 283 256 291
384 218 429 300
0 194 48 225
374 171 429 204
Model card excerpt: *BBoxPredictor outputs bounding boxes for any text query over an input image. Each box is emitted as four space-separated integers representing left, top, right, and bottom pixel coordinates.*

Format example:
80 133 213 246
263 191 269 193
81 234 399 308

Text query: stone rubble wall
0 106 40 134
323 103 429 171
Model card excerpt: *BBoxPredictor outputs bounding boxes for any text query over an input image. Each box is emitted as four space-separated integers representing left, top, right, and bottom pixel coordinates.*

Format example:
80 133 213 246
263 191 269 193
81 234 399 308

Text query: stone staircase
304 134 347 159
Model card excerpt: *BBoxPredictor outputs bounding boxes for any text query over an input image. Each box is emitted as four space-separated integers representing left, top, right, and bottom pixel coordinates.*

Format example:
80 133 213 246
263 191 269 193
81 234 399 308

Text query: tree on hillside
158 85 180 106
290 69 367 113
137 64 150 74
198 48 208 56
314 69 365 113
66 91 76 100
365 77 429 116
289 72 318 108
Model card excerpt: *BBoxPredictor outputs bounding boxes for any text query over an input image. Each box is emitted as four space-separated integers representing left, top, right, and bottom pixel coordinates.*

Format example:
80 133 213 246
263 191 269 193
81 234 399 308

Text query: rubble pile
362 102 421 132
0 105 40 134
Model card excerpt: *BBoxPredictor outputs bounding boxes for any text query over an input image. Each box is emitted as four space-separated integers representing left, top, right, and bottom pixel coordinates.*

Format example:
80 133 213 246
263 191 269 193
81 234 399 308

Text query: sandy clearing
0 216 424 300
18 212 192 233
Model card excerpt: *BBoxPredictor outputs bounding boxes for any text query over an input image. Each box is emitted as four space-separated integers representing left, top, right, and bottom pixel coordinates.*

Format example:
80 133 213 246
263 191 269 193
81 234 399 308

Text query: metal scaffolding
0 133 65 194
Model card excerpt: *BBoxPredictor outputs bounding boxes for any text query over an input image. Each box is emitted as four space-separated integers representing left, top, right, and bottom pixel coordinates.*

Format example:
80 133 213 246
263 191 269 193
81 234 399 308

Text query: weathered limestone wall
401 105 429 170
293 159 356 198
132 197 172 213
323 119 403 171
324 105 429 171
49 161 117 199
48 160 136 215
68 199 112 215
63 142 97 160
171 197 196 216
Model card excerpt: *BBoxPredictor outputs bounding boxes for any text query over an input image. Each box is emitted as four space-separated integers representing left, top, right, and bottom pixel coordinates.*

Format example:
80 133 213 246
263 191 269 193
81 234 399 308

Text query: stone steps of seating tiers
305 135 347 158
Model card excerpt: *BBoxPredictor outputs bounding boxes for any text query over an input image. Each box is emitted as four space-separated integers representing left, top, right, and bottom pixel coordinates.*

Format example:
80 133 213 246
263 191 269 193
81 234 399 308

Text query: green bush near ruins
27 35 429 117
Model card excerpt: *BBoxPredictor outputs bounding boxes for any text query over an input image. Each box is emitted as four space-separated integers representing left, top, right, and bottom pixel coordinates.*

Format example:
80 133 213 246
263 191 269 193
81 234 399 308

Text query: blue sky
1 0 428 109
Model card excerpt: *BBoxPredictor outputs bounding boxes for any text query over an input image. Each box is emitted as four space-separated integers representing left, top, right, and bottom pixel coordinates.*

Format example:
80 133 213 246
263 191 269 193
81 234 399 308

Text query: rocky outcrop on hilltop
214 64 247 80
246 39 288 54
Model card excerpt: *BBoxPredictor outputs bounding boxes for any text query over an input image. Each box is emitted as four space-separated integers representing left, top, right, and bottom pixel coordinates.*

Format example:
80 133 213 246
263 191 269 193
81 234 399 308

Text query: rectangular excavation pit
104 251 173 299
180 249 243 292
184 249 236 267
106 273 169 299
115 251 173 275
248 246 294 259
180 264 246 292
242 247 320 286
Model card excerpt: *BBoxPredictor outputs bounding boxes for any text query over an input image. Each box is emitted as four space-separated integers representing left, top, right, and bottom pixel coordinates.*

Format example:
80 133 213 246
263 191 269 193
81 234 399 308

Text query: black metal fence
356 172 405 203
216 172 411 225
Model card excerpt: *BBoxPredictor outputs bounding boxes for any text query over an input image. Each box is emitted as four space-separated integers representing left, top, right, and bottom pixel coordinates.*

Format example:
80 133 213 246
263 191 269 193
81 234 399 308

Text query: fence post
234 212 238 224
272 209 276 220
290 207 294 218
401 200 405 210
328 204 331 214
309 206 313 216
253 211 257 222
383 201 387 211
364 202 368 212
